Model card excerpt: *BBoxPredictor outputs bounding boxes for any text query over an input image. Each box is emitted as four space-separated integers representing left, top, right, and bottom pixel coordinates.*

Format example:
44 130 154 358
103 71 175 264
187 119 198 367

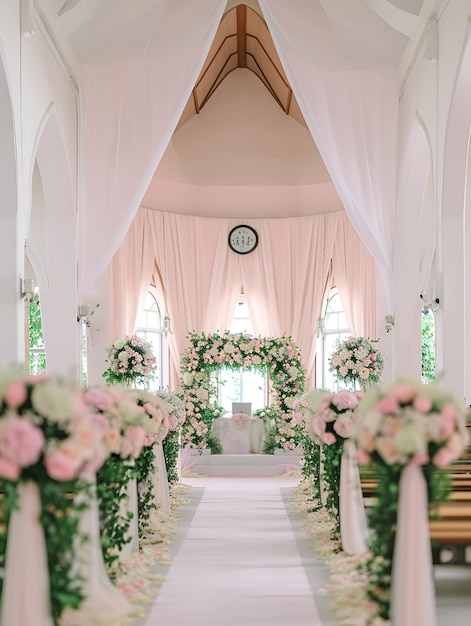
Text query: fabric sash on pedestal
0 481 53 626
61 478 133 624
339 439 369 554
391 462 436 626
152 443 170 514
119 461 139 557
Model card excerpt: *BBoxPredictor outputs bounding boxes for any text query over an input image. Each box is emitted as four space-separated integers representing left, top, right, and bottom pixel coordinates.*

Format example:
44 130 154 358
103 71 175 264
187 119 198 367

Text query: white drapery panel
111 209 376 387
259 0 397 313
77 0 227 296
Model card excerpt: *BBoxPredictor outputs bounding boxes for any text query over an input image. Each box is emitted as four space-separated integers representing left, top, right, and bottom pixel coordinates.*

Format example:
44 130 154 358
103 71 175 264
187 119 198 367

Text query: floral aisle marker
180 331 306 450
352 378 469 623
329 336 384 390
299 388 367 552
0 371 111 625
103 335 157 387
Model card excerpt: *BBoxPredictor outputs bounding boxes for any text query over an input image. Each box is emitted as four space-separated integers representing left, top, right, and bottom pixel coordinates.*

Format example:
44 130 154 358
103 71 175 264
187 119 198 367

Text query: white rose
31 382 77 424
196 388 209 401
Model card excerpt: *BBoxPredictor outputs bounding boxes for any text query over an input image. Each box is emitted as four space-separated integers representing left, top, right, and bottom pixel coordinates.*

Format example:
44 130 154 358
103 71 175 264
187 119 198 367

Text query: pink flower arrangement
305 389 362 446
329 336 384 389
0 373 110 483
352 378 469 467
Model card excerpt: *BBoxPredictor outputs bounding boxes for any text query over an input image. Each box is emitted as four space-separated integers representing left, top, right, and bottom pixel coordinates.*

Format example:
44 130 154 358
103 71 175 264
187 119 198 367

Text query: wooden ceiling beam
237 4 246 67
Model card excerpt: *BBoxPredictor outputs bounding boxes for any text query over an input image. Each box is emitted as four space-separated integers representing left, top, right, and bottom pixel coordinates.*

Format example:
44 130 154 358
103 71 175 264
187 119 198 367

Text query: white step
189 452 303 477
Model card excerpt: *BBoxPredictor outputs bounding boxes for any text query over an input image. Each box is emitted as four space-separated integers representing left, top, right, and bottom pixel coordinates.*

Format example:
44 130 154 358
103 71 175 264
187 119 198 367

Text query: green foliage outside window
421 312 436 383
29 295 46 374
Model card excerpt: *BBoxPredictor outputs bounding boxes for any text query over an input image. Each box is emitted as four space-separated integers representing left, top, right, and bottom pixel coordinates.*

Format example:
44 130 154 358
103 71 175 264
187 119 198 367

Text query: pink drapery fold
1 482 52 626
78 0 227 296
258 0 397 314
267 213 339 385
332 212 377 338
111 208 159 339
391 462 437 626
339 439 369 555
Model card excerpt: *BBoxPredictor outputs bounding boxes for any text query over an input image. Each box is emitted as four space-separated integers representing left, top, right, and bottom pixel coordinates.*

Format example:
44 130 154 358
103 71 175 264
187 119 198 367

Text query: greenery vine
134 446 157 537
96 455 139 573
162 430 180 485
321 440 344 539
301 436 321 507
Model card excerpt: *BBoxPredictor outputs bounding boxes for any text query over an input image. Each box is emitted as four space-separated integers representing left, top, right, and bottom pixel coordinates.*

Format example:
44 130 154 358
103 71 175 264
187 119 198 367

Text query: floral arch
180 331 306 450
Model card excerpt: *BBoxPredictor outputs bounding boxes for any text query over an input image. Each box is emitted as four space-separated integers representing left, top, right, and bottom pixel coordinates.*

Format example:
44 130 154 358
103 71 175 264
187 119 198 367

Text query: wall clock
228 225 259 255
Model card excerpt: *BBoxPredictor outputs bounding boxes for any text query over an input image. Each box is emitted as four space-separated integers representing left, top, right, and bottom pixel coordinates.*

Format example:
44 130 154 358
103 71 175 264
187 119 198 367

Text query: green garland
300 435 321 507
96 455 139 573
321 440 344 539
134 445 157 536
162 429 180 485
0 478 89 625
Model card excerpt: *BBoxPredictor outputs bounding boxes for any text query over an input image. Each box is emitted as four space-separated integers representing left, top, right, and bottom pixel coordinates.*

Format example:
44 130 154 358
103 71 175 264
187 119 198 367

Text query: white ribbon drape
152 443 171 515
0 482 52 626
391 462 436 626
65 479 133 624
339 439 369 554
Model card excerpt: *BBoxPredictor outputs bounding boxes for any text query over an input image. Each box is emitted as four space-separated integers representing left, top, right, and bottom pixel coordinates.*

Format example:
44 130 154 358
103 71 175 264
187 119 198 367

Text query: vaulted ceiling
54 0 427 218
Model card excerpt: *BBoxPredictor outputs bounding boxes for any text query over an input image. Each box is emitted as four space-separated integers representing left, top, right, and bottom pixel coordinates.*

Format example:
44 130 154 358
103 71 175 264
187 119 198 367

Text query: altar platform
190 450 303 477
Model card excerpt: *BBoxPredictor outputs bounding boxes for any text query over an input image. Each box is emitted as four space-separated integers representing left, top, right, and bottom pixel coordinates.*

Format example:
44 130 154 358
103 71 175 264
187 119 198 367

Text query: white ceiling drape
76 0 227 295
259 0 398 312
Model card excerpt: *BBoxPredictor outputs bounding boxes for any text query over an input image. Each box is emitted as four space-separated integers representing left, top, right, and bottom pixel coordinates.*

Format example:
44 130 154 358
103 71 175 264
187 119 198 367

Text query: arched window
135 290 163 390
316 287 351 391
216 295 267 413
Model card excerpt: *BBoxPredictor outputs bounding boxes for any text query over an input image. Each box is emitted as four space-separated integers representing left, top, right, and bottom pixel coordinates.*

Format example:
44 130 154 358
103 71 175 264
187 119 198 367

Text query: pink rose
333 416 354 438
389 383 415 404
322 432 336 445
440 404 457 438
168 414 178 431
0 417 45 467
45 450 79 481
331 390 358 411
84 388 113 411
0 457 20 481
376 395 399 415
413 396 433 413
311 416 326 438
121 425 146 459
4 382 27 408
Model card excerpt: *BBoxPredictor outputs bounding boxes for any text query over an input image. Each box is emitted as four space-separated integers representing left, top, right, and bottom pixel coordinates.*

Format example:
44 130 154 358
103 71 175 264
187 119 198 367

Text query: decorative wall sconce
159 314 174 338
420 294 439 315
77 303 99 327
385 315 395 333
20 277 35 304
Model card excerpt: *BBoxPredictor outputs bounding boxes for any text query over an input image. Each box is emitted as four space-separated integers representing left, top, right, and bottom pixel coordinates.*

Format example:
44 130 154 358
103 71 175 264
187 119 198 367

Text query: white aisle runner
144 477 323 626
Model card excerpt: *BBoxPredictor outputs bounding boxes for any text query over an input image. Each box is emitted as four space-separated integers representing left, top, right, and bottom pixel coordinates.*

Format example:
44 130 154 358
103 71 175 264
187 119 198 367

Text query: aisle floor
140 476 471 626
144 477 323 626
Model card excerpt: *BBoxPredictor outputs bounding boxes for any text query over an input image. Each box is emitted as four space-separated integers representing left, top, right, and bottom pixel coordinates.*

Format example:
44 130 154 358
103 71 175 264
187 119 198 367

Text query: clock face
228 225 259 255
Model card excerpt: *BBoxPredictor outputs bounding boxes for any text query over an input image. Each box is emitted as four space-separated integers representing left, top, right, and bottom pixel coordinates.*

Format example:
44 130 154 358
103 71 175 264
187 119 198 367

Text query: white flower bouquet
329 336 384 389
103 335 156 386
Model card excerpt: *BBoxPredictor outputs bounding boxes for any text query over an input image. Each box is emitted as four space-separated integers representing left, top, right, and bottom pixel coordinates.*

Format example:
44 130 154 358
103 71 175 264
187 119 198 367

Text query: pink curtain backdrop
332 212 377 337
111 208 376 388
259 0 397 314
